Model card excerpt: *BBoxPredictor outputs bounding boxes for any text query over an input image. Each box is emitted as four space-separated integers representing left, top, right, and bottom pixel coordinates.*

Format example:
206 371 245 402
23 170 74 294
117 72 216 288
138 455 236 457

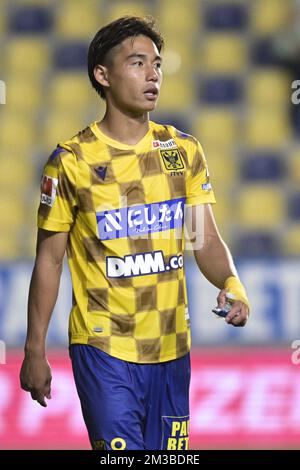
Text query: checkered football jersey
38 120 216 363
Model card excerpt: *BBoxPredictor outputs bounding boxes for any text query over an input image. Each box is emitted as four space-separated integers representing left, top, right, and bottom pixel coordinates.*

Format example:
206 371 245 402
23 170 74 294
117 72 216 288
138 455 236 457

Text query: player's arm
20 228 68 406
187 203 250 327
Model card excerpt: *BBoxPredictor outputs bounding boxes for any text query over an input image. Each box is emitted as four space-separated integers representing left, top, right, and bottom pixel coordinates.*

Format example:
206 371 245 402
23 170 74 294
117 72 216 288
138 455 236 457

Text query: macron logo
95 166 107 181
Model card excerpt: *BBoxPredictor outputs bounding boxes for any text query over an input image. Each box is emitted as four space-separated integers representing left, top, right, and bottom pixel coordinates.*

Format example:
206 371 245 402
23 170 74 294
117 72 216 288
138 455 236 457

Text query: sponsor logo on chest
96 197 185 240
152 138 177 149
106 251 184 278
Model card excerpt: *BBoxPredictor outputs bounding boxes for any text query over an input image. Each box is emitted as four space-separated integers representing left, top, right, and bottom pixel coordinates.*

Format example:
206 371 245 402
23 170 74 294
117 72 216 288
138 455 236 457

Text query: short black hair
87 15 164 100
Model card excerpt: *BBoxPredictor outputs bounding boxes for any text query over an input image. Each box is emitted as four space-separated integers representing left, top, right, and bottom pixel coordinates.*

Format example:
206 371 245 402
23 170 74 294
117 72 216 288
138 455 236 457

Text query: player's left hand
217 289 249 327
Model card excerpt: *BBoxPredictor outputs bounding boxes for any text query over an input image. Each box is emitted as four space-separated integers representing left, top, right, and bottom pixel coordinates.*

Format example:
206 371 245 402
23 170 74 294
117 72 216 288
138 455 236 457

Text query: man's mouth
144 87 159 100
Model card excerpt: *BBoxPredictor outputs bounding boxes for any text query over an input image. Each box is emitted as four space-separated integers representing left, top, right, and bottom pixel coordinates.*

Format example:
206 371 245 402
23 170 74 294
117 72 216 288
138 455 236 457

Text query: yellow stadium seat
199 34 247 73
162 41 194 74
11 0 54 4
193 108 238 150
210 190 232 241
48 73 94 111
56 0 102 38
23 189 40 257
0 153 35 192
251 0 288 34
6 76 43 112
24 230 38 258
238 185 285 229
158 1 199 36
246 108 291 148
0 5 5 35
247 69 290 108
6 38 50 75
283 224 300 255
106 2 151 23
205 150 237 190
41 111 87 150
26 189 40 224
289 147 300 184
0 193 26 232
0 234 20 259
157 74 194 112
0 190 31 258
0 113 36 151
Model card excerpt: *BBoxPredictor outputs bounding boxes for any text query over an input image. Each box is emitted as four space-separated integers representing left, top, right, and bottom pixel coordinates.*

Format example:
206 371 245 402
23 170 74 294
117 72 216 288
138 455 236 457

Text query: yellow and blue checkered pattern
0 0 296 258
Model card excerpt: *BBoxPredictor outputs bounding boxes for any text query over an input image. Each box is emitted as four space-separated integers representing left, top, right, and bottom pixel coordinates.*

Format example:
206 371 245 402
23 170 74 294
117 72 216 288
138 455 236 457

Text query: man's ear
94 64 110 89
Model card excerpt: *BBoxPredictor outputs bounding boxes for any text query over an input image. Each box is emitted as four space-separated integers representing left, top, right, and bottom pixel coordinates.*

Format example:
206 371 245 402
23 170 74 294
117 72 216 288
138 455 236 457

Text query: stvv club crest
160 149 185 171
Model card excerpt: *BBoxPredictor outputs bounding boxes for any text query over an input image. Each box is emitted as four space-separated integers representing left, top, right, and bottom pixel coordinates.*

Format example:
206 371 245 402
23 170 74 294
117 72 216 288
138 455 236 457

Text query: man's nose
146 65 159 81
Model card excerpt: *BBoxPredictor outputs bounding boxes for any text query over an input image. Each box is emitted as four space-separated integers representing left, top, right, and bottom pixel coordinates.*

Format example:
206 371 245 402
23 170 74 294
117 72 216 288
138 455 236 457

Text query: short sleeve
37 146 78 232
186 139 216 206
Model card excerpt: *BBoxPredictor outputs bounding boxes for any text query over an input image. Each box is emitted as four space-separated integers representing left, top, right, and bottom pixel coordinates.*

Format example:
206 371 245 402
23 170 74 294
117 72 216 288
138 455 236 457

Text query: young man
20 16 250 450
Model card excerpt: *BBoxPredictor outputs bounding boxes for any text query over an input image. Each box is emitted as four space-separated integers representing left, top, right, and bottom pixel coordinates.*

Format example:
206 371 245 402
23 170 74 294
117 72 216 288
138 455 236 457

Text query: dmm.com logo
106 251 183 278
96 197 185 240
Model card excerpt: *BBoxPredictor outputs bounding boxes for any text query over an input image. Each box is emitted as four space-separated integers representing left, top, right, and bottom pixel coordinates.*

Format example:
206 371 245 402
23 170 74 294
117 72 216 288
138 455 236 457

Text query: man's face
102 35 163 114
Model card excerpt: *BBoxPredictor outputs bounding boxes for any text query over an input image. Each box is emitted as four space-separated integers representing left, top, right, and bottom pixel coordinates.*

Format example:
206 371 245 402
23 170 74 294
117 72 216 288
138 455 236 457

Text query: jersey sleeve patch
40 175 58 207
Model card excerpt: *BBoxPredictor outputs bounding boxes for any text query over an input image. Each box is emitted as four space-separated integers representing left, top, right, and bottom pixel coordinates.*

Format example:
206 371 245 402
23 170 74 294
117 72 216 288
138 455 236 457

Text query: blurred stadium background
1 0 300 449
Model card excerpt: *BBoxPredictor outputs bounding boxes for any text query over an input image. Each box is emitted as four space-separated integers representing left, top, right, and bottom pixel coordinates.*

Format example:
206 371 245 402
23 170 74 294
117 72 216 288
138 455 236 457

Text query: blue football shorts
69 344 191 450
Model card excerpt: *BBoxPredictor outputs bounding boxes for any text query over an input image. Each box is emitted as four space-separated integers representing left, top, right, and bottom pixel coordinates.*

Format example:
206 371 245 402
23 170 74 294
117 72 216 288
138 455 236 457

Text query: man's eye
133 61 143 66
155 63 162 69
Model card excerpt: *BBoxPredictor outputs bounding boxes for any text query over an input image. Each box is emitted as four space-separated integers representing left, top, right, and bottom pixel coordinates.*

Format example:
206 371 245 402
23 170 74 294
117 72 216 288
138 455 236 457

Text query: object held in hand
212 292 235 318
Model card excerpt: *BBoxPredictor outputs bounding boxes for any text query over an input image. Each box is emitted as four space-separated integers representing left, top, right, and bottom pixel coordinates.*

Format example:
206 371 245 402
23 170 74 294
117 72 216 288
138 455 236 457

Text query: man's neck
98 105 150 146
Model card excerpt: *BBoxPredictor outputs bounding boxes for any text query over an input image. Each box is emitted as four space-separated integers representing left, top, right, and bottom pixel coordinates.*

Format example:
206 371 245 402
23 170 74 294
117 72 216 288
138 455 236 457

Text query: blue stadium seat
251 38 279 66
9 6 53 34
234 232 279 256
240 153 286 181
200 76 242 104
288 193 300 221
152 114 191 135
292 109 300 136
54 41 88 70
205 3 247 30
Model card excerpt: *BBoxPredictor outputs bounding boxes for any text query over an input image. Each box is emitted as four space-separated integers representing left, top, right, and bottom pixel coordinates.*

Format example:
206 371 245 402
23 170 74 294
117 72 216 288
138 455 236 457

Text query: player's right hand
20 354 52 407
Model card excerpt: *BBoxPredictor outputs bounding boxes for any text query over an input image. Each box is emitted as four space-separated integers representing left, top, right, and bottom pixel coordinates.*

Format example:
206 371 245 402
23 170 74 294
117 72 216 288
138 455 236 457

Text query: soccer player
20 16 250 450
